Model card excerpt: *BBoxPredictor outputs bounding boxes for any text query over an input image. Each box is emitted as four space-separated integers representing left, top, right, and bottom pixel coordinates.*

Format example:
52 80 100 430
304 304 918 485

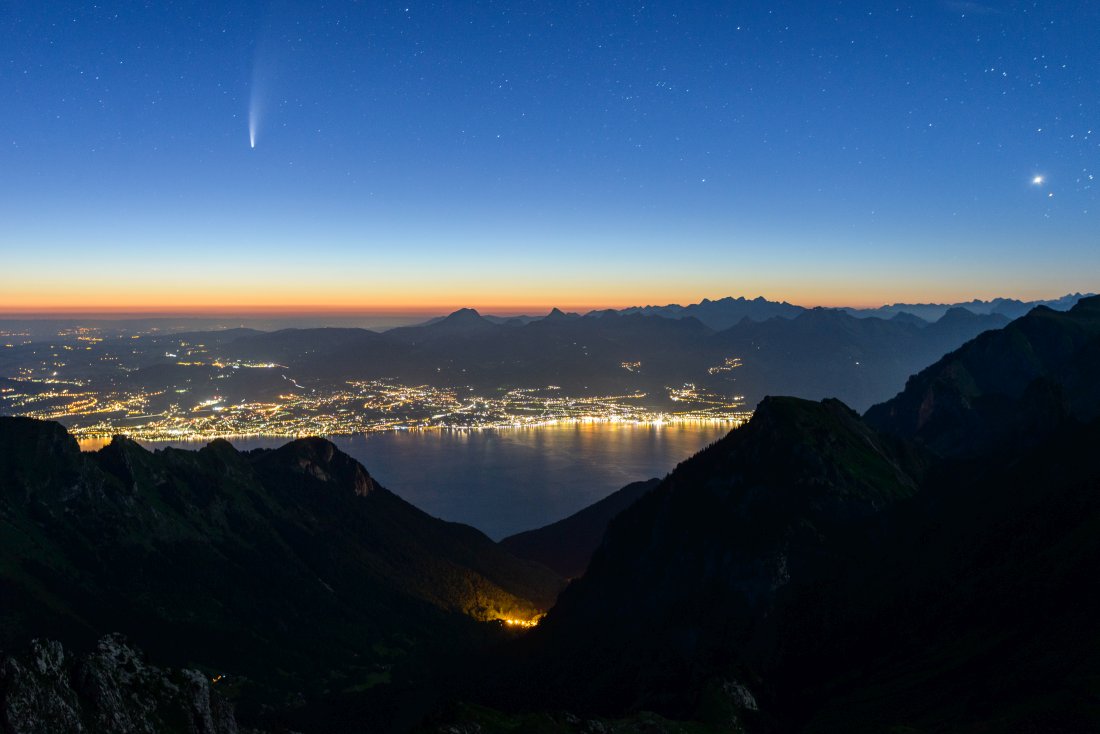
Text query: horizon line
0 290 1090 321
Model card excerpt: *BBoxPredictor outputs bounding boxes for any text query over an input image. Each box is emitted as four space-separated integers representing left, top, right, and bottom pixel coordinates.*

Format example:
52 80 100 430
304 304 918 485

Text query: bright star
1032 175 1044 185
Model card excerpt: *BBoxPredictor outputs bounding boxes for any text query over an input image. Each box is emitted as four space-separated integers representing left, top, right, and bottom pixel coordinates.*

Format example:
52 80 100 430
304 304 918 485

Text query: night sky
2 1 1097 313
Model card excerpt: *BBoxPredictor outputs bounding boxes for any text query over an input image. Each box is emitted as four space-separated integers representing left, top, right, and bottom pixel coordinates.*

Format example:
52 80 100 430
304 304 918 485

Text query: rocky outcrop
270 436 377 496
0 635 240 734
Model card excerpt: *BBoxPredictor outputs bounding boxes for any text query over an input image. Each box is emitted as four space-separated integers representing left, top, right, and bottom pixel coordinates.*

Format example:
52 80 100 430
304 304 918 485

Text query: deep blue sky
2 1 1097 312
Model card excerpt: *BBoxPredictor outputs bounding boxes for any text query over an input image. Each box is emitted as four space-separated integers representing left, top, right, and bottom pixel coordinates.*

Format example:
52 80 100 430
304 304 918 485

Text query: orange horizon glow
2 256 1093 318
0 286 1088 319
0 296 953 316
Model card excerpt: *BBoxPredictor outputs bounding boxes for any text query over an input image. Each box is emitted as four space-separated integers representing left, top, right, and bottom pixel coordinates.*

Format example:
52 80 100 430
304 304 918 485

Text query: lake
78 422 733 540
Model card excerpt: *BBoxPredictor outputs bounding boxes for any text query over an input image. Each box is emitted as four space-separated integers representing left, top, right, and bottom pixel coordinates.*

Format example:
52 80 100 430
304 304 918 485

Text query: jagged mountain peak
422 307 499 334
263 436 377 496
444 307 483 320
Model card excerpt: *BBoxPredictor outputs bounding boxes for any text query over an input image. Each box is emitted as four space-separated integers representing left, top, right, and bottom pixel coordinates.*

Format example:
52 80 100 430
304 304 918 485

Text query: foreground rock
0 635 240 734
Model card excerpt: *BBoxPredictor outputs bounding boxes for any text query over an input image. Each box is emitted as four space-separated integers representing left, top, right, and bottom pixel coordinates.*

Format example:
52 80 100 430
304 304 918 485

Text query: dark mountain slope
217 326 438 386
386 308 503 345
149 326 264 348
771 414 1100 733
499 478 660 579
705 308 1008 411
383 309 715 393
481 311 712 393
509 397 922 717
0 420 562 709
224 326 396 364
887 310 927 327
865 294 1100 455
216 309 714 393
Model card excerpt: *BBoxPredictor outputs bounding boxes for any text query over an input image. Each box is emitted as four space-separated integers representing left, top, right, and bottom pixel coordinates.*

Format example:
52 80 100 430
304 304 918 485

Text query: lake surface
78 422 733 539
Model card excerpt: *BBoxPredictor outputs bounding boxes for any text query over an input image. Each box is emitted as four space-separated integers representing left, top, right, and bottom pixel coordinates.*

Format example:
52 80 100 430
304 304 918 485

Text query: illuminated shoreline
71 412 750 450
3 370 750 450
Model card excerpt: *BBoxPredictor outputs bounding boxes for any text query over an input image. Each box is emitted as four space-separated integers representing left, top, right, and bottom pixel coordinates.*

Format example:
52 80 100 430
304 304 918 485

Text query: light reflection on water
77 422 733 540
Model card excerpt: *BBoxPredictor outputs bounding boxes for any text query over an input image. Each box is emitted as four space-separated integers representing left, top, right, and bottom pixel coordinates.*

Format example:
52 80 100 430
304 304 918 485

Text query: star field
1 1 1097 312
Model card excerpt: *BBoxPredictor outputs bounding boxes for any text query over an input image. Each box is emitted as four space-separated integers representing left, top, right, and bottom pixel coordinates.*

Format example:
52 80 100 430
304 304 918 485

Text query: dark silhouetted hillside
499 478 660 579
0 420 562 726
504 397 922 719
704 307 1008 411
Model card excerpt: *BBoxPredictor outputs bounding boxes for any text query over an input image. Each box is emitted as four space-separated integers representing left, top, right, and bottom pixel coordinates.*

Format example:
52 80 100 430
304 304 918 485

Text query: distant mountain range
583 292 1091 330
608 296 805 330
208 293 1090 411
201 302 1014 412
843 291 1092 323
2 293 1087 340
3 294 1090 425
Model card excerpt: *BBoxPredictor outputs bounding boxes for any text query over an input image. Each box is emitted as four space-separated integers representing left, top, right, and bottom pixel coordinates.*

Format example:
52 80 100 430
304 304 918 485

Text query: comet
248 15 286 149
248 35 271 149
248 77 262 149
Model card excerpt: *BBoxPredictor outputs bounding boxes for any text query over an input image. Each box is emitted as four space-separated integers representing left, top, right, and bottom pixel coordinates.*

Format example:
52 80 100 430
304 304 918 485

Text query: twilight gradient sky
1 1 1097 313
